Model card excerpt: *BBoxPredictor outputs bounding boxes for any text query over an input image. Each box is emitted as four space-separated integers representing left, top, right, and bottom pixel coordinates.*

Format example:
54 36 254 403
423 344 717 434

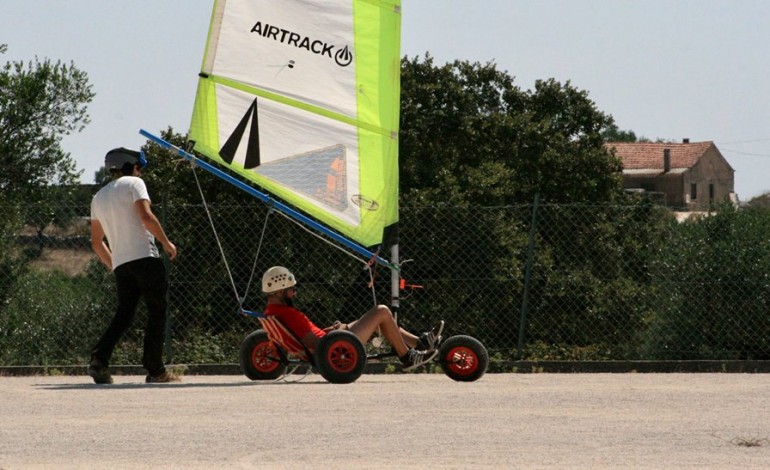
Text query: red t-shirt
264 304 326 340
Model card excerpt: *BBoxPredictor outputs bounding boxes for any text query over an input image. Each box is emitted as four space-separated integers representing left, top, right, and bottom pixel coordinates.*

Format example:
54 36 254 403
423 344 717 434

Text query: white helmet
262 266 296 293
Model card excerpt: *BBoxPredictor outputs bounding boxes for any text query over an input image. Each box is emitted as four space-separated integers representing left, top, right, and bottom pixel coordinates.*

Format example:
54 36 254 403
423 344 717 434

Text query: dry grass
29 248 94 276
16 219 93 276
18 218 90 237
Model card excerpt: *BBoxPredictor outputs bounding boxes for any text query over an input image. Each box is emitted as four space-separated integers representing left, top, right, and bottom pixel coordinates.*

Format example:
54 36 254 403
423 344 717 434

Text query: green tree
399 55 623 206
397 56 681 358
0 44 94 315
602 123 638 142
642 204 770 359
0 47 93 202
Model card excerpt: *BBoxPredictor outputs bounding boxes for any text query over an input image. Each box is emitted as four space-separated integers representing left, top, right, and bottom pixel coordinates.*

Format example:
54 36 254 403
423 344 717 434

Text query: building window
709 184 714 202
691 183 697 200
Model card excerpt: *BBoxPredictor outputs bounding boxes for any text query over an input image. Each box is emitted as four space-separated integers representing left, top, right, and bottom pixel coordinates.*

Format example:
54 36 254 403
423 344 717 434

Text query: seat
257 315 313 364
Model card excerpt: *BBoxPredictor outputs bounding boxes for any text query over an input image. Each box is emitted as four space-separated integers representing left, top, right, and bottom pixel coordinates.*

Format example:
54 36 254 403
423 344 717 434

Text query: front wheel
240 330 288 380
438 335 488 382
315 330 367 384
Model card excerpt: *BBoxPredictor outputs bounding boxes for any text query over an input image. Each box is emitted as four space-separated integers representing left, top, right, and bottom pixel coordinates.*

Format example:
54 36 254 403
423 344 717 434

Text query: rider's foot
401 348 438 372
417 320 445 350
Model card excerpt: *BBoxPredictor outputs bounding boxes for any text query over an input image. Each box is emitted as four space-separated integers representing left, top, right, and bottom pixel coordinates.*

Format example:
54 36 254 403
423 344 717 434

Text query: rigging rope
241 208 273 304
190 160 242 306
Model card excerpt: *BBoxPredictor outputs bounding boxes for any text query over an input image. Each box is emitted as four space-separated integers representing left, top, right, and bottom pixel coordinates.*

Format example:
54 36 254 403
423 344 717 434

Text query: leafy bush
171 329 241 364
0 266 112 365
641 204 770 359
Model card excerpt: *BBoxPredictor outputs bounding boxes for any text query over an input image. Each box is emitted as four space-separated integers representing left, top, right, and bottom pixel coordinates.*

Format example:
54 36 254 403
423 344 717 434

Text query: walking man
87 147 179 384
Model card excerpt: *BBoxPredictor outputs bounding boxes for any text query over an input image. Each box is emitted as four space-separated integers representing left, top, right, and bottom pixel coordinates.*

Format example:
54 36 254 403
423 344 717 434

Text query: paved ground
1 373 769 469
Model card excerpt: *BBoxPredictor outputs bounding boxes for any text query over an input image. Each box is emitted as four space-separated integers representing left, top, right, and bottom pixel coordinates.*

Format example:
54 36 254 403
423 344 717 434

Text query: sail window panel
215 85 362 227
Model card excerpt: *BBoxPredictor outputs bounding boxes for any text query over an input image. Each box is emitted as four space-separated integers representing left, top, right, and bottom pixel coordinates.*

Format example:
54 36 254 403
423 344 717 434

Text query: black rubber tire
314 330 367 384
239 330 288 380
438 335 489 382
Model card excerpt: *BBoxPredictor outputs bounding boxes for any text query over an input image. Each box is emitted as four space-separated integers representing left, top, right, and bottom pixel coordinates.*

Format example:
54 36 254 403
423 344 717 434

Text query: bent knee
375 305 391 315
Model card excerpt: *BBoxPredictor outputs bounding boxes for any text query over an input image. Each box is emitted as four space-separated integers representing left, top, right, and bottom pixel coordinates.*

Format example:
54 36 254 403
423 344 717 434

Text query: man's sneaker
145 370 181 383
87 363 113 385
401 348 438 372
417 320 445 351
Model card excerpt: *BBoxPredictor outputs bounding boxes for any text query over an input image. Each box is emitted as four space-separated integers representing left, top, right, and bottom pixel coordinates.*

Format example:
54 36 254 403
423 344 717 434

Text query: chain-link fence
3 199 770 367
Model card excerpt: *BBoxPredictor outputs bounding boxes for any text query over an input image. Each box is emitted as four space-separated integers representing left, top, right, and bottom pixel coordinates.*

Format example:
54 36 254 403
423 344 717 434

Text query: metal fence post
517 193 540 359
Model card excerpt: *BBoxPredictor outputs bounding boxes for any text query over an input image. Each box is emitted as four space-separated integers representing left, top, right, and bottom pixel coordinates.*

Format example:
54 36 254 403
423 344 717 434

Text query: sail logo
220 98 261 169
351 194 379 211
251 22 353 67
334 46 353 67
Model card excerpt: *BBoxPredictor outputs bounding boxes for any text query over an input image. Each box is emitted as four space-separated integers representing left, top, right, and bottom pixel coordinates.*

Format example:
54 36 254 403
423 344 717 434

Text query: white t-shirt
91 176 160 270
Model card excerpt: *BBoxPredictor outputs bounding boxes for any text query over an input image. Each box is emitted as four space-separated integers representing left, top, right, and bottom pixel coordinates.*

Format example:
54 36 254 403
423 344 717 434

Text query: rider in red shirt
264 303 327 341
262 266 443 372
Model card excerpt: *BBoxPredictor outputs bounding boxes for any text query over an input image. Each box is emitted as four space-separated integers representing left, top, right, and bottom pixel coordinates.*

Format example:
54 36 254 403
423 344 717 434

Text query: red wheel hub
251 342 280 373
444 346 478 376
325 340 359 373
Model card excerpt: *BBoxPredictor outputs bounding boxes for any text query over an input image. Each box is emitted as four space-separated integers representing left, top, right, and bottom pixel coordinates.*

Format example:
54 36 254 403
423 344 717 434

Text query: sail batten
189 0 400 248
201 74 395 138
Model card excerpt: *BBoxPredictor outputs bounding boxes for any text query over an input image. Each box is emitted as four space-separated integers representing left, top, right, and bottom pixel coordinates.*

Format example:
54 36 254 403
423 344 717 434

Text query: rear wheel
438 335 488 382
240 330 287 380
315 330 366 384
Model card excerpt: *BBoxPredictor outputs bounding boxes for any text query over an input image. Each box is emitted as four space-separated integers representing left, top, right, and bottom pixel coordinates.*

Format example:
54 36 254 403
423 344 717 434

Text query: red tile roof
605 141 715 170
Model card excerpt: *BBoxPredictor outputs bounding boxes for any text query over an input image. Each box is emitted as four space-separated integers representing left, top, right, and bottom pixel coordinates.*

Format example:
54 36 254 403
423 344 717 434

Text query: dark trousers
91 257 169 375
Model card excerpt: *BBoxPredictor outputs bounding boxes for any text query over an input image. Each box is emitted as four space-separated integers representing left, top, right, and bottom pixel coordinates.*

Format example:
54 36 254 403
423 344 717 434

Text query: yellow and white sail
189 0 401 248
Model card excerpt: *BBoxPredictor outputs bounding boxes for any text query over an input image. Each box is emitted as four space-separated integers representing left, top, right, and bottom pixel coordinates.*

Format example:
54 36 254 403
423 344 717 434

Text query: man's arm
322 321 348 332
90 219 113 271
134 199 177 261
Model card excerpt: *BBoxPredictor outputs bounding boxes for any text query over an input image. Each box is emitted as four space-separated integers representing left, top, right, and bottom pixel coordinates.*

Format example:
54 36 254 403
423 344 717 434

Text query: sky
3 0 770 200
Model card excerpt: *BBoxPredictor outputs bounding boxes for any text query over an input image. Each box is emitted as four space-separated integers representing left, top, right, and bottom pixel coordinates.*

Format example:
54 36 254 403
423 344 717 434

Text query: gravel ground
1 373 769 469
